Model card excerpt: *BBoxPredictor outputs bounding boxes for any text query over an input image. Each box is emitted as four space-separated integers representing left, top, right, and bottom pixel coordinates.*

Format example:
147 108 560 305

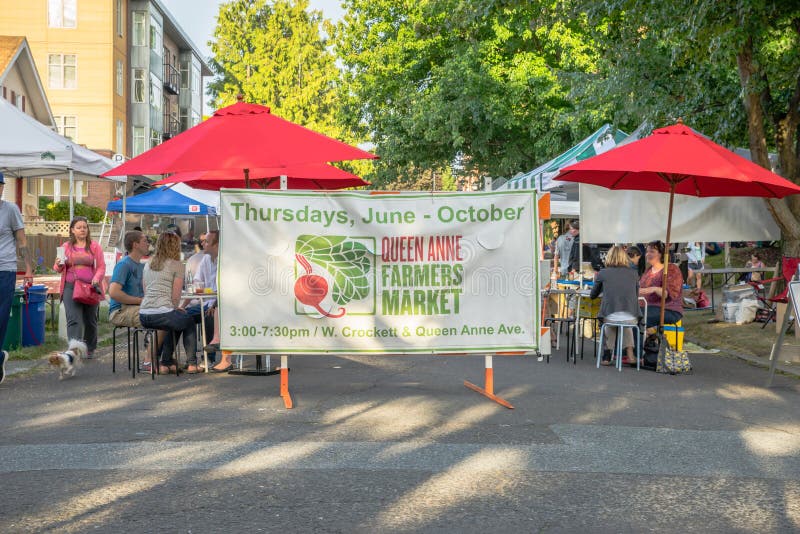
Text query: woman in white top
139 232 200 374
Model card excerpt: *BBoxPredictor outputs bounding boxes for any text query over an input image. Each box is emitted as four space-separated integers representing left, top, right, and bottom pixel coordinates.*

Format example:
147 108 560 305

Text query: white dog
48 339 87 380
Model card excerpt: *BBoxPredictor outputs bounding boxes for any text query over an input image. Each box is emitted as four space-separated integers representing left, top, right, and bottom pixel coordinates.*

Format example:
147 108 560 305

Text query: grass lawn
681 309 779 360
5 302 114 361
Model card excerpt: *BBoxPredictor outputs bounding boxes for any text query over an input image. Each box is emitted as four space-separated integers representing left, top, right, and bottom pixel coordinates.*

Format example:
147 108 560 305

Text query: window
132 126 145 157
150 128 160 149
48 54 77 89
48 0 76 28
14 93 23 110
150 73 161 111
116 0 123 36
132 12 146 46
149 17 162 55
26 177 35 195
132 68 145 103
192 111 200 127
53 115 77 140
116 119 124 154
39 179 62 200
180 58 189 89
191 62 200 96
115 60 123 96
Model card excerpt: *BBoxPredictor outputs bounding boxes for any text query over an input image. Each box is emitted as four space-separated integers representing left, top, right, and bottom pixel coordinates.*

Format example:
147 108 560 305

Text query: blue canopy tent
107 186 216 215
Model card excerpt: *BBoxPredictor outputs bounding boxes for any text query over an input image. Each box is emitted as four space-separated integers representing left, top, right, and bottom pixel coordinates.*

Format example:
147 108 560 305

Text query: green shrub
42 200 105 223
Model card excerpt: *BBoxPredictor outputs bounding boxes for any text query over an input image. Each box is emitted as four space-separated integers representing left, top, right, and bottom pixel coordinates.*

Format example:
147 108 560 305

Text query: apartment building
0 0 211 209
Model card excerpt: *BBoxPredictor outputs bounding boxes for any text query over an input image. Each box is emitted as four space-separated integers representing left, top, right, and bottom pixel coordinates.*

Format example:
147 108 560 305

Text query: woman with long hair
639 240 684 327
139 232 200 374
54 216 106 357
590 245 641 366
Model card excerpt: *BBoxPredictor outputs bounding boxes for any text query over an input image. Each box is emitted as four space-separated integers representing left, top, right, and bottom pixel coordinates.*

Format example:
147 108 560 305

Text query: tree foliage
584 0 800 251
208 0 345 139
335 0 605 187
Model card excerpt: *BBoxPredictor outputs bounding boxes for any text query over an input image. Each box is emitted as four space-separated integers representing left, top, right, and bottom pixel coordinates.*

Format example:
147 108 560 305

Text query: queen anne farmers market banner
218 190 539 354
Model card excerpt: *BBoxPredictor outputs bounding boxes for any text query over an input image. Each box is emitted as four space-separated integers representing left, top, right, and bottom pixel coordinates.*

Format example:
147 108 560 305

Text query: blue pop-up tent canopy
107 186 217 215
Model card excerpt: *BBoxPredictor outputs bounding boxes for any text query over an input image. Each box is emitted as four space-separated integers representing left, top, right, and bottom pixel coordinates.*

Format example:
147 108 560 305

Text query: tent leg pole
68 169 74 221
121 183 127 248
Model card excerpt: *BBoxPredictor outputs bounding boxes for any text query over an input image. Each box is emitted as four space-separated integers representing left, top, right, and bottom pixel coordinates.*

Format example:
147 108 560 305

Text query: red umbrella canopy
103 100 377 177
152 164 370 191
556 123 800 198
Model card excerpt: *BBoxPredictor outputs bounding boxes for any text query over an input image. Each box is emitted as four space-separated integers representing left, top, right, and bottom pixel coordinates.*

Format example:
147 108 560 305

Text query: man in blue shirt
108 231 148 327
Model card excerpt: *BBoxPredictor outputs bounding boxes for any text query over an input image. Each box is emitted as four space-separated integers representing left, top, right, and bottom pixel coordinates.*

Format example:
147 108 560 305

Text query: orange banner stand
463 355 517 409
538 192 551 220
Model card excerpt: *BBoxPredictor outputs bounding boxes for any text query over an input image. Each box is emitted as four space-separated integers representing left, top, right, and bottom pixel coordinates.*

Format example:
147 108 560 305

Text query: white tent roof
170 183 220 212
0 97 122 181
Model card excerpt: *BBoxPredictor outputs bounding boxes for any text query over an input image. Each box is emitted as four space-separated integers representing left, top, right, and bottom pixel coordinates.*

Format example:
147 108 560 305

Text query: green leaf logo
295 235 374 318
40 151 56 161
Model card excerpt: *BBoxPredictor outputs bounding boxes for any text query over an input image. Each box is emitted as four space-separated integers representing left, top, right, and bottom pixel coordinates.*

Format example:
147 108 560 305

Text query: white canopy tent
0 97 124 220
496 120 780 243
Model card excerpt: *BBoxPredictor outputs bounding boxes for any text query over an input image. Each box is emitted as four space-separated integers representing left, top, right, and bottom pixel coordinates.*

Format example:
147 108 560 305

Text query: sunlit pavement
1 342 799 533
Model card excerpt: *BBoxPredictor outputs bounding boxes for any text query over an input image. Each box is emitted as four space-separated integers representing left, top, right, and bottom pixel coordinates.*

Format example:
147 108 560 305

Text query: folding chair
747 256 800 329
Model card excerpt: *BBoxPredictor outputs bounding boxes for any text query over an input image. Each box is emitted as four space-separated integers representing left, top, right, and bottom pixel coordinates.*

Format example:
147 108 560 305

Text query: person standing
553 222 574 278
0 173 34 382
686 242 706 290
54 217 106 358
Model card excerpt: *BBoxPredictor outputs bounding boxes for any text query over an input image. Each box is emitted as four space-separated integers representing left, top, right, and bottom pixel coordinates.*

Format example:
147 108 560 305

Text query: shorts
109 304 142 327
688 262 704 271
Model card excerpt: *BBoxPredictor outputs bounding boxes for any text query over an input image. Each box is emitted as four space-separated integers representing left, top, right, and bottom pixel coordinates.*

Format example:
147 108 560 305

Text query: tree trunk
738 39 800 254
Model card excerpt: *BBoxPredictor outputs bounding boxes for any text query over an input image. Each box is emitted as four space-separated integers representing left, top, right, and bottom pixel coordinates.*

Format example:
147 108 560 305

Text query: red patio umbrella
555 121 800 326
153 163 370 190
103 98 376 182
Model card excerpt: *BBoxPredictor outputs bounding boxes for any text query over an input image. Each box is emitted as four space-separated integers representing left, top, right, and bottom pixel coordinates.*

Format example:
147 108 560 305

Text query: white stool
597 321 641 371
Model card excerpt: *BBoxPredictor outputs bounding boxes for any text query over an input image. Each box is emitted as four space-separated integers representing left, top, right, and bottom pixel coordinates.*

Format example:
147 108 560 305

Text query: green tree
585 1 800 253
208 0 345 139
335 0 605 188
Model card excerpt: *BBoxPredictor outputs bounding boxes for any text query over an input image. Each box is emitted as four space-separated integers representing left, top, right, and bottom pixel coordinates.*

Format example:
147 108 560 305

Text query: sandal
211 364 233 373
600 359 612 366
186 364 201 374
158 365 171 374
204 343 220 353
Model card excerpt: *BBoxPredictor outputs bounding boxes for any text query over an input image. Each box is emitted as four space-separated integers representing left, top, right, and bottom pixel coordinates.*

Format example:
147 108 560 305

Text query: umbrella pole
659 184 676 328
244 168 250 189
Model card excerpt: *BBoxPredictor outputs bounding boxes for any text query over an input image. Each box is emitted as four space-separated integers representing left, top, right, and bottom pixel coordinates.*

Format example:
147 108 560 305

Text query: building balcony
163 63 180 95
162 115 181 140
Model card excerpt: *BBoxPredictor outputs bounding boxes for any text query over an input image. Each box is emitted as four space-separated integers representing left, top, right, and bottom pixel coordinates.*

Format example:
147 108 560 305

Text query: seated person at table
639 240 684 328
139 232 200 374
591 246 641 366
742 252 765 283
188 231 219 367
108 231 148 328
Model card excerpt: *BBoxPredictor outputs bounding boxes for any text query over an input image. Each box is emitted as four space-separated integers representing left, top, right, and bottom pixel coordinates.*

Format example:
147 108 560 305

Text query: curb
685 334 800 380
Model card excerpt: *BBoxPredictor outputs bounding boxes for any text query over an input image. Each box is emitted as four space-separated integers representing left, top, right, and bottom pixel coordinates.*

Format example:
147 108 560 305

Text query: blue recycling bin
22 284 47 347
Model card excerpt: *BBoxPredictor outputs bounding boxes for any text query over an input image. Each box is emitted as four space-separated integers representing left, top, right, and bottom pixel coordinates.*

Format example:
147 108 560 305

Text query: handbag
656 333 692 374
73 279 103 306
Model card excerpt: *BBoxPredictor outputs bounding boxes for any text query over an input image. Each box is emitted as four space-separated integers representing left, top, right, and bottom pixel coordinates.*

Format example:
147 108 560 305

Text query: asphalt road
1 341 799 533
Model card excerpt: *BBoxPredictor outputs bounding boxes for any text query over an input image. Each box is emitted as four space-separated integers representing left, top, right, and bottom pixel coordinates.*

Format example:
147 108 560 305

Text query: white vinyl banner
218 190 539 354
580 184 781 244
